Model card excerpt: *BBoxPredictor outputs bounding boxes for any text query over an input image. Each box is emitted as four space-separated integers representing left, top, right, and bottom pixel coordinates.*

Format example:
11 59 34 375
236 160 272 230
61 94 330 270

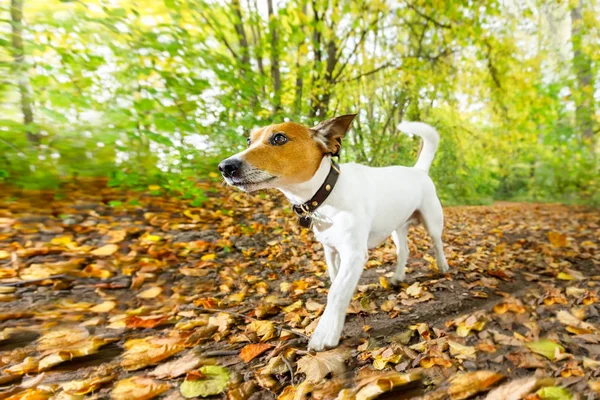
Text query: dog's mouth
229 176 276 191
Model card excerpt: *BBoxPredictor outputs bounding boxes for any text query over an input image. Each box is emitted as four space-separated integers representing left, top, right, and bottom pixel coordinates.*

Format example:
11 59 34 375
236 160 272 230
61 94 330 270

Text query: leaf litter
0 183 598 399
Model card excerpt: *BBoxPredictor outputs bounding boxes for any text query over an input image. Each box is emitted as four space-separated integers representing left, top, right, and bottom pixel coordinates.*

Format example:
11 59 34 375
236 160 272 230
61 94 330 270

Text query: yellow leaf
355 371 422 400
0 250 10 260
50 236 74 246
379 276 390 290
90 301 116 313
557 272 574 281
282 300 302 313
148 185 161 191
138 287 162 299
112 376 170 400
201 253 216 261
91 244 119 256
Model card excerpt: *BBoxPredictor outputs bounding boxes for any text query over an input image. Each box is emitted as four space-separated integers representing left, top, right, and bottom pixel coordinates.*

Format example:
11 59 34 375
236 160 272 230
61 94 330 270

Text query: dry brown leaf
296 347 351 383
485 377 554 400
150 351 204 379
556 310 597 332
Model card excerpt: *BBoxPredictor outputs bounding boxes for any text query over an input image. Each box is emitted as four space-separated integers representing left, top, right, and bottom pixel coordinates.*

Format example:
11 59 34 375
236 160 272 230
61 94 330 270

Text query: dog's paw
438 262 449 275
308 324 341 351
390 274 405 288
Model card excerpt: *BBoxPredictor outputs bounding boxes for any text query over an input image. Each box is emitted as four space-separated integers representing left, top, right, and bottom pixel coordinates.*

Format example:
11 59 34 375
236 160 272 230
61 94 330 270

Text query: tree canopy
1 0 598 204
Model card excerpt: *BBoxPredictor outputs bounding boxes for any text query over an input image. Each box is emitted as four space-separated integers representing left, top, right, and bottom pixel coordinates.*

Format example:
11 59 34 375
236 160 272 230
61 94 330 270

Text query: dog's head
218 114 356 192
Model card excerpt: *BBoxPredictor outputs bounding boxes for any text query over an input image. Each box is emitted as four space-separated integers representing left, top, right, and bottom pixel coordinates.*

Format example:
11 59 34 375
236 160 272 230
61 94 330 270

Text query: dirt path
0 182 598 399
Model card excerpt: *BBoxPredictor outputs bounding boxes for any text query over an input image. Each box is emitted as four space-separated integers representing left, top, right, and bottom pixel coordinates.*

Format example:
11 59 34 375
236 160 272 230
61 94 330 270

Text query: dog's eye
246 137 251 147
270 133 288 146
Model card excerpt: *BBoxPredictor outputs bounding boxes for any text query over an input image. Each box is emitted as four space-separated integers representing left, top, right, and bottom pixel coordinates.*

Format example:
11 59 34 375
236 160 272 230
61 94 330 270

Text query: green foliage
0 0 598 205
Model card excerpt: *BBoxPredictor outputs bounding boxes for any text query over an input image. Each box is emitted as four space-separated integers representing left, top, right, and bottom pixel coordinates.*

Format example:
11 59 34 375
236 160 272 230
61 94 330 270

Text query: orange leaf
125 315 168 329
547 232 567 248
239 343 273 363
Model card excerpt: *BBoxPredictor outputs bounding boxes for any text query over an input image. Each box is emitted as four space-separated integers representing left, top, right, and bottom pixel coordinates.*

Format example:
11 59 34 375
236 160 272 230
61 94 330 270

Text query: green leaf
526 339 565 360
180 366 229 398
537 386 572 400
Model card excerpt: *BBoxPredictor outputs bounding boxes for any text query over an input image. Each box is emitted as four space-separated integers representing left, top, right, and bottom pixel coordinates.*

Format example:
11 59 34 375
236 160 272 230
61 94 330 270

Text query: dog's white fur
276 122 448 350
224 121 448 351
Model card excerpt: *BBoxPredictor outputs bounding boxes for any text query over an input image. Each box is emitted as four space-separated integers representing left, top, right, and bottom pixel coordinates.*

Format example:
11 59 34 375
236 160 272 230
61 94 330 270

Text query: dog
218 115 449 351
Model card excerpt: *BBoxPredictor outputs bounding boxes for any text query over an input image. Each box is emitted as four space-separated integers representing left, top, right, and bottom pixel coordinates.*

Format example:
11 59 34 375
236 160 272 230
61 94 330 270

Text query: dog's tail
397 121 440 173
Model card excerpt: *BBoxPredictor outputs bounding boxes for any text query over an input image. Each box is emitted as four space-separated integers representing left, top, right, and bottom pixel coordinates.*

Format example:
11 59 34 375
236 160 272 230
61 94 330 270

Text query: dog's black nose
218 158 242 178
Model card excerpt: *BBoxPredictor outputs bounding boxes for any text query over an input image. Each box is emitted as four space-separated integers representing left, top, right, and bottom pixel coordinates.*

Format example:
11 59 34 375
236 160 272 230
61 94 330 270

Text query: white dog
219 115 449 351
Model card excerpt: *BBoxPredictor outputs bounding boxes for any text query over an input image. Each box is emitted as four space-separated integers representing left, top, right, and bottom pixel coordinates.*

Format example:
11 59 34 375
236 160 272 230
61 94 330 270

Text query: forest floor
0 179 598 400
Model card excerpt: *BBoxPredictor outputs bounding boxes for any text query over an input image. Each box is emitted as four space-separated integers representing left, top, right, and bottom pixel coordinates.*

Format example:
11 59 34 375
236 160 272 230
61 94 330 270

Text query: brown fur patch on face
242 122 325 184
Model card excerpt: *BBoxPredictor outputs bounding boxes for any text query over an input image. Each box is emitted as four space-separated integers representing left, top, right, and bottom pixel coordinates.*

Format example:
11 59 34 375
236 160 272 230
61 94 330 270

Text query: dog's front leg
323 245 340 281
308 246 367 351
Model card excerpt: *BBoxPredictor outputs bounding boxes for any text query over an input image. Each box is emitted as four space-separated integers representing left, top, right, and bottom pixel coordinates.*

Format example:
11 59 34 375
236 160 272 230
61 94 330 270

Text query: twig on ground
202 350 240 357
282 355 295 385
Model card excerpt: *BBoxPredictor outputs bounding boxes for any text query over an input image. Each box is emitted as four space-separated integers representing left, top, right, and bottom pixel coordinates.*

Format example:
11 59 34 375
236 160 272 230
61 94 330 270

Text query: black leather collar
292 160 340 228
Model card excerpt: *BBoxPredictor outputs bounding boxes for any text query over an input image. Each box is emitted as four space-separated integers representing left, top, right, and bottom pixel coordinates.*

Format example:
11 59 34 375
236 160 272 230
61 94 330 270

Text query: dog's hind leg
323 245 340 281
390 224 409 285
420 198 449 274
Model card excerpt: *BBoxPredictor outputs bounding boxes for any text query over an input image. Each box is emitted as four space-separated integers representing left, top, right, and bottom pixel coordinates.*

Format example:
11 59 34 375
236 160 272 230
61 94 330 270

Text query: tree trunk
231 0 258 108
308 0 323 118
570 0 595 141
267 0 281 115
10 0 37 144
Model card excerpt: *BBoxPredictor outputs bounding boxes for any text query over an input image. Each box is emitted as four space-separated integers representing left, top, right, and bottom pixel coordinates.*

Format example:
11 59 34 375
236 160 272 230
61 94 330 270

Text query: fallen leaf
91 244 119 256
354 371 422 400
239 343 273 363
180 365 229 398
448 341 477 360
4 389 51 400
556 310 596 333
485 377 554 400
111 376 170 400
296 347 351 383
62 373 117 395
121 337 185 371
246 320 275 341
448 371 504 400
526 339 565 361
90 301 116 313
150 351 204 379
137 287 162 299
547 232 567 248
536 386 573 400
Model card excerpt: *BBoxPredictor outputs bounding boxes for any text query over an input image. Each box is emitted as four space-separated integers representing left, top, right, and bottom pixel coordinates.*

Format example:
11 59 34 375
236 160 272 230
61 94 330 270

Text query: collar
292 159 340 228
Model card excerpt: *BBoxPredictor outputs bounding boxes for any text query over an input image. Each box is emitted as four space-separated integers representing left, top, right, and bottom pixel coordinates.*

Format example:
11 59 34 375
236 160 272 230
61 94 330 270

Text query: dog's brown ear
311 114 356 156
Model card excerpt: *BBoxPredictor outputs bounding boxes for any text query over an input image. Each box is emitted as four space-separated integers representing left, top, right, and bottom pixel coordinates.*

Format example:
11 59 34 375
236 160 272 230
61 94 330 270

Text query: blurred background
1 0 598 205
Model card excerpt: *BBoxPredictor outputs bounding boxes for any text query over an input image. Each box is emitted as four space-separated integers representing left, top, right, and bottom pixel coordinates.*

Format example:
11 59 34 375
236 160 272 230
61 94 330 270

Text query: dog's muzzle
218 158 242 179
